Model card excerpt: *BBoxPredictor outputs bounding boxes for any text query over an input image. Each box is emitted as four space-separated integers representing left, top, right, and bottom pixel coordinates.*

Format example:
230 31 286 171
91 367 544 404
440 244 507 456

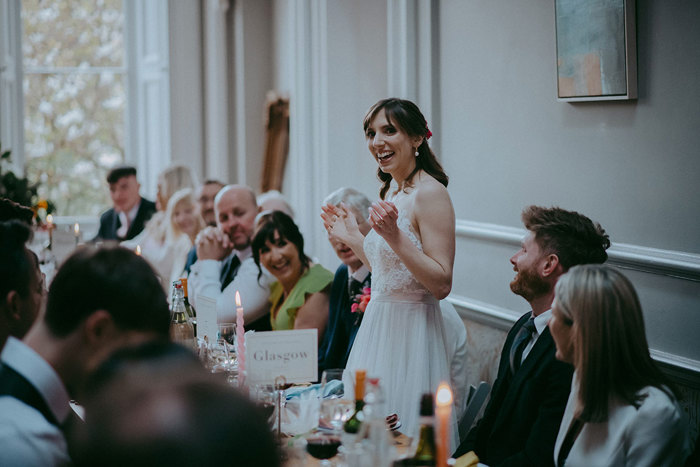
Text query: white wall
169 0 204 178
215 0 700 376
270 0 389 269
438 0 700 367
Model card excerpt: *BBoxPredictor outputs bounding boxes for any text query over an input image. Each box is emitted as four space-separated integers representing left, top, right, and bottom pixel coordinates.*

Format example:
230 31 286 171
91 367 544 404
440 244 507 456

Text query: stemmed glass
306 433 341 466
209 323 237 384
319 369 353 434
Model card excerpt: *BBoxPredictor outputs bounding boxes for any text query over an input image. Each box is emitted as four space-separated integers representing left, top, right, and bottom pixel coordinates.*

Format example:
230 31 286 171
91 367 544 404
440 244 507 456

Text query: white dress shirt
189 246 273 323
554 372 692 467
348 264 370 290
518 308 552 365
116 200 141 238
0 337 71 466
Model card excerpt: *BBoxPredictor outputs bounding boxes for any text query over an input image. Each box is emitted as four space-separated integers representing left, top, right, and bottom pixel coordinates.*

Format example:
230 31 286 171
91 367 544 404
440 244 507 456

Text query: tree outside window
22 0 125 216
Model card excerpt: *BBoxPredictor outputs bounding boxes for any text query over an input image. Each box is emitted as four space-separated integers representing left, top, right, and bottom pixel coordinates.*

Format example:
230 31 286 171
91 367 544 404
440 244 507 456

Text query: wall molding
456 219 700 282
447 293 700 388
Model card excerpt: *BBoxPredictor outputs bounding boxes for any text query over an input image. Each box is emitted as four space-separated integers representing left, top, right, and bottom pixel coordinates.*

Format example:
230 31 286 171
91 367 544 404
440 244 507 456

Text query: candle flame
235 291 242 307
74 223 80 235
135 245 142 256
436 382 453 407
46 214 53 224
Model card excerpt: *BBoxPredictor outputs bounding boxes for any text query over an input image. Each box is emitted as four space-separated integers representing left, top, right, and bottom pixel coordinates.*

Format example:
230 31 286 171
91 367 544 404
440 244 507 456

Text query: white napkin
280 388 320 435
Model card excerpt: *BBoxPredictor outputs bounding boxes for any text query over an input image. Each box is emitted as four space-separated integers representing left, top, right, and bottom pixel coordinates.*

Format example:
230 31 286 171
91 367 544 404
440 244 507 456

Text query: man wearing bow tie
454 206 610 467
189 185 272 331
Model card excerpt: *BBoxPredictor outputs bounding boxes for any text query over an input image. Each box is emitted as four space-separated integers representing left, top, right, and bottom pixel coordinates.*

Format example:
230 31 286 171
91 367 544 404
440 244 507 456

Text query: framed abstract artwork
555 0 637 101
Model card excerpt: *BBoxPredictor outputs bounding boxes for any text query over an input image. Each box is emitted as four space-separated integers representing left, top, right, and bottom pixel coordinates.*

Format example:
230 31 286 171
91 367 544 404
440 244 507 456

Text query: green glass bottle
170 282 195 349
180 277 196 335
412 393 437 465
343 369 366 435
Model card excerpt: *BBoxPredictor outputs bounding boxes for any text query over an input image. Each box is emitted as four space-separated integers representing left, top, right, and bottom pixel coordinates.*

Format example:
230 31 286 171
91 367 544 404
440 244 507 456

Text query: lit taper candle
436 382 453 467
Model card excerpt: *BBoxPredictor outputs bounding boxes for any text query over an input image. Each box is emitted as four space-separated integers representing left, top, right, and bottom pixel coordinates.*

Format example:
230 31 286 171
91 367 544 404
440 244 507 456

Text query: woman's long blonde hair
555 264 677 422
166 188 204 242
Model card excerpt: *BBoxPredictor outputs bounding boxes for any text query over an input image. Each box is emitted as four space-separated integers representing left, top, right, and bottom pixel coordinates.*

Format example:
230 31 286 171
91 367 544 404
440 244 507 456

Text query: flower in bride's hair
424 121 433 140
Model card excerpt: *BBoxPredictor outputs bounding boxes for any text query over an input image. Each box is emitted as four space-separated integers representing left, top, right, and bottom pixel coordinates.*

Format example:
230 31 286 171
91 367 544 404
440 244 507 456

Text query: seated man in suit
0 220 44 351
94 166 157 242
454 205 610 466
0 245 170 465
188 185 272 331
318 188 372 373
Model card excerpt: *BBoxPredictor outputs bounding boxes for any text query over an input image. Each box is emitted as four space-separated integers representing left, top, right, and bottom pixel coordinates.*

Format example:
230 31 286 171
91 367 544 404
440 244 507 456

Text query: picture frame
555 0 637 101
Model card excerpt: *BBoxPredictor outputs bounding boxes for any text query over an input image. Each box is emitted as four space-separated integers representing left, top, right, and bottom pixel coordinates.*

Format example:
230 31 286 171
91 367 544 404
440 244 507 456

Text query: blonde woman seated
124 165 196 283
550 265 691 467
252 211 333 340
163 188 205 285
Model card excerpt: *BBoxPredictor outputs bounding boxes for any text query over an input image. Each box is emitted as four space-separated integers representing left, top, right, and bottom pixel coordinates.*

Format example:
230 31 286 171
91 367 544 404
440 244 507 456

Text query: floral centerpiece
0 142 55 223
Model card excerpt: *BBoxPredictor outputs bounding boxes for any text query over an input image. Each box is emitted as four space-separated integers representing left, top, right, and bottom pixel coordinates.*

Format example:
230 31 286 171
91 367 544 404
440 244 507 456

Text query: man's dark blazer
94 197 156 242
318 264 370 373
454 311 574 467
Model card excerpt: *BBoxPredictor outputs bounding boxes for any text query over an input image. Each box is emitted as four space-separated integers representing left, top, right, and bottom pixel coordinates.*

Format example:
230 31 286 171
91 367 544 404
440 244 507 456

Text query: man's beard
510 266 551 302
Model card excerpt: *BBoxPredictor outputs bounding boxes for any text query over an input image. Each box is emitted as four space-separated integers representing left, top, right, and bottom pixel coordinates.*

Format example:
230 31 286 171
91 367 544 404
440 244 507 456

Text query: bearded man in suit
454 205 610 467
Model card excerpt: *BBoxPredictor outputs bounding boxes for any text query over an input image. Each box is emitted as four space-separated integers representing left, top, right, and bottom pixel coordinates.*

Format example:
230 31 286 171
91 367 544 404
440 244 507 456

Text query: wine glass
306 433 341 466
217 322 236 346
319 369 352 434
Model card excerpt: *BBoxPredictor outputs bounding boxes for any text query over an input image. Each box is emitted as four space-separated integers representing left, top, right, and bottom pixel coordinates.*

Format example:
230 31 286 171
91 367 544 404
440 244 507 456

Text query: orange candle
436 382 453 467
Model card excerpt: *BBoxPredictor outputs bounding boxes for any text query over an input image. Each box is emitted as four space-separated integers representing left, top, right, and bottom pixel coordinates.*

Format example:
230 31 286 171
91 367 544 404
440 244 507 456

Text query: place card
196 295 218 343
245 329 318 385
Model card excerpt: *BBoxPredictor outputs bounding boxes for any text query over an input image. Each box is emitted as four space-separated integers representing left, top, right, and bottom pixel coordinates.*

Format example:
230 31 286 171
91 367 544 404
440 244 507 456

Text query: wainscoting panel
450 219 700 444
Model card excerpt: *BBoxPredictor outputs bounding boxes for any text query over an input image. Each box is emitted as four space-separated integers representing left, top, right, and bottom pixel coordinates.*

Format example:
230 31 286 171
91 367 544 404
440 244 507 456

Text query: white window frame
0 0 171 203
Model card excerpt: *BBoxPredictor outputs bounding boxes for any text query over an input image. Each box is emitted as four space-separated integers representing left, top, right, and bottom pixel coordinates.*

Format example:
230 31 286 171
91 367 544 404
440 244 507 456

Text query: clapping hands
321 202 360 245
369 200 399 239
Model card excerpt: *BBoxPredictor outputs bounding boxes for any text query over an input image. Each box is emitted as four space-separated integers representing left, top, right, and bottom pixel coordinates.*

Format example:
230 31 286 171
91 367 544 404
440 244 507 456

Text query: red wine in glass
306 436 341 460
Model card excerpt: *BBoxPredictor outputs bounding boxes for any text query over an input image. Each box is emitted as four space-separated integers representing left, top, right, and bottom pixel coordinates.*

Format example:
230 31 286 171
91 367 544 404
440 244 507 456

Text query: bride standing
323 98 457 447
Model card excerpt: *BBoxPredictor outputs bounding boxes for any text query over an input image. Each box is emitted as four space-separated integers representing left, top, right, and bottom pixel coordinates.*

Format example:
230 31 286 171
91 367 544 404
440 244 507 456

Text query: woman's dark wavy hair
251 210 310 281
363 98 448 199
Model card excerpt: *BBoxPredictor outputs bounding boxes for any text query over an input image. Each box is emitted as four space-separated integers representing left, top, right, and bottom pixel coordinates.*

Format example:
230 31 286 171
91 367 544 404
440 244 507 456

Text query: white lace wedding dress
344 192 458 449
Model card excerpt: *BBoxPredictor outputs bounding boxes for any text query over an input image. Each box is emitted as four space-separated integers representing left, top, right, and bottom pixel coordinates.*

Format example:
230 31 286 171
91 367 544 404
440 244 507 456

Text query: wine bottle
411 394 437 465
170 282 195 349
180 277 196 335
343 369 367 435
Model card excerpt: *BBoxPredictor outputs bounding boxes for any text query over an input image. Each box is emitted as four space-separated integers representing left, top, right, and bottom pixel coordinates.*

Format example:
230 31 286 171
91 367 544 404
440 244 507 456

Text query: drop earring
414 148 419 157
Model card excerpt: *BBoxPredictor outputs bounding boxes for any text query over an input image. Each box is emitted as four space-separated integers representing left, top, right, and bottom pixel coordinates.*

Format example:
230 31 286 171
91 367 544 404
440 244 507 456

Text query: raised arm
371 182 455 299
321 203 371 270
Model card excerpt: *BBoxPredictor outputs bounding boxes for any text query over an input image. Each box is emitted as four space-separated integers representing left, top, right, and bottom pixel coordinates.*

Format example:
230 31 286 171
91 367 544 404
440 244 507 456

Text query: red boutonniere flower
351 287 371 314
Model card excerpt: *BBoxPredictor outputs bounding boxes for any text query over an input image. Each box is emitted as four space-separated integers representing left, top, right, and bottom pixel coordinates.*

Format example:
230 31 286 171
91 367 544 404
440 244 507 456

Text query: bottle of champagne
180 277 196 335
412 393 437 465
170 282 195 349
343 369 367 435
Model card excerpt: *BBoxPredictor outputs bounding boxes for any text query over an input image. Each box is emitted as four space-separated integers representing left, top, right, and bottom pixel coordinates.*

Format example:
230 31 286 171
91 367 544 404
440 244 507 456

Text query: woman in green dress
252 211 333 340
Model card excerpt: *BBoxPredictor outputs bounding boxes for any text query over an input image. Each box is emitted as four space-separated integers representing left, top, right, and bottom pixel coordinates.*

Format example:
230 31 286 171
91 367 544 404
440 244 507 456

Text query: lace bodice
364 210 429 296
